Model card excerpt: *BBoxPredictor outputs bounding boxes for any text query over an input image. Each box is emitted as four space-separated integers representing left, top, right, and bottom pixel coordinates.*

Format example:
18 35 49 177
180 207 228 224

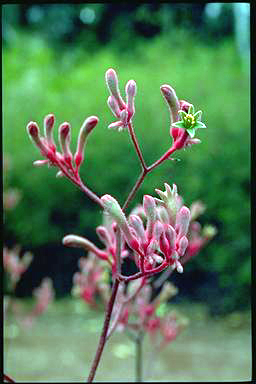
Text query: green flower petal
194 110 202 121
172 121 186 129
188 104 195 115
178 110 187 119
195 121 207 129
186 128 195 138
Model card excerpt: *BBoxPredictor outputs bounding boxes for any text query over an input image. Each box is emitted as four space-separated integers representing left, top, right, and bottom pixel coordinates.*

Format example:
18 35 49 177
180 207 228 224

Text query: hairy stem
87 279 120 382
128 122 147 171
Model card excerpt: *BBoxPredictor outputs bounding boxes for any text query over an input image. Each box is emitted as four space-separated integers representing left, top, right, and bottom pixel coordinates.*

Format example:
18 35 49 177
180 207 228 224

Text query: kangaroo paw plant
23 68 216 382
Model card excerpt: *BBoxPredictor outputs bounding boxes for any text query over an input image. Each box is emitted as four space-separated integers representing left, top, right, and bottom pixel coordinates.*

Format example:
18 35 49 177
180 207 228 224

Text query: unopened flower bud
107 96 121 118
165 224 176 249
44 114 56 150
63 234 108 260
153 220 164 241
33 159 49 167
129 215 146 244
179 100 192 113
120 109 128 126
27 121 48 155
175 206 190 239
125 80 136 118
190 201 206 221
178 235 188 256
74 116 99 169
176 261 183 273
96 226 112 248
101 195 140 251
105 68 126 109
143 195 156 222
160 85 180 124
160 232 169 257
59 122 72 162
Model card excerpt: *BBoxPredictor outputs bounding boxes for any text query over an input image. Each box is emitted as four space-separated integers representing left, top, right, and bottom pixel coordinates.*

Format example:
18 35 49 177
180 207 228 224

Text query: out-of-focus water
4 299 251 382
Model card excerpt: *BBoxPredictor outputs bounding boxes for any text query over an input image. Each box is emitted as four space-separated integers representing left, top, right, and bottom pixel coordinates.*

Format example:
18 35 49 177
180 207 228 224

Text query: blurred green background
3 3 250 314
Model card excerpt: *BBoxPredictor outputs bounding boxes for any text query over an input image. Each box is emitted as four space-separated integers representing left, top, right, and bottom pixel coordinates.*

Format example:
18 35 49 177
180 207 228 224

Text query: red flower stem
87 279 120 382
122 169 147 211
54 159 104 208
128 122 147 171
118 261 168 282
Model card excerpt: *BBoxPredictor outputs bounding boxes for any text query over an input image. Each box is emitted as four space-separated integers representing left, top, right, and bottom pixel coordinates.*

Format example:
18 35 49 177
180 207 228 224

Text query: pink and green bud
177 235 189 256
129 215 146 244
120 109 128 126
165 224 176 249
175 206 190 239
44 114 56 151
62 234 108 261
153 220 164 241
59 122 72 162
101 195 140 251
143 195 156 222
74 116 99 169
107 95 121 118
125 80 136 118
105 68 125 109
27 121 48 155
159 232 170 257
160 85 180 124
96 226 112 248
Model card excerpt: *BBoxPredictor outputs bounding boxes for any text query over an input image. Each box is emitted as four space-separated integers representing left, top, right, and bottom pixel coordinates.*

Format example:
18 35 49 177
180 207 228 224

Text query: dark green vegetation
3 22 250 313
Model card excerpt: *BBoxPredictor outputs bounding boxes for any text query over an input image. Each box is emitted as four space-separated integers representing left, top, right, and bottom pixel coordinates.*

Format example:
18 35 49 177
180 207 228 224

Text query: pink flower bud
107 95 121 118
59 122 72 163
74 116 99 169
105 68 126 109
129 215 146 244
160 84 180 124
101 195 140 251
120 109 128 126
159 232 170 258
177 235 188 256
27 121 48 155
63 234 108 260
153 220 164 241
33 159 49 167
143 195 156 222
179 100 192 113
125 80 136 118
96 226 112 248
44 114 56 151
175 206 190 239
165 224 176 249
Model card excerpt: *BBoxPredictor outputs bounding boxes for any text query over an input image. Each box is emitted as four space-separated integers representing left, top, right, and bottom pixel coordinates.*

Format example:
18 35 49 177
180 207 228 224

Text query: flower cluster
72 253 110 308
27 113 99 177
101 183 192 276
3 246 33 288
106 68 136 131
111 279 188 349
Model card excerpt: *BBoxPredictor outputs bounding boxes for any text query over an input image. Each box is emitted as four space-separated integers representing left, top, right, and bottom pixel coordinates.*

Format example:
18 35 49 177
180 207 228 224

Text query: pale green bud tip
27 121 40 138
62 234 87 247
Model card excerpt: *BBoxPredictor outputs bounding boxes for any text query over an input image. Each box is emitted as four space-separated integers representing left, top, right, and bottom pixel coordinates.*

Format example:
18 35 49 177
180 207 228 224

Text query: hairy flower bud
160 85 180 124
105 68 126 109
63 234 108 260
44 114 56 151
177 235 189 256
74 116 99 169
143 195 156 222
129 215 146 244
175 206 190 239
101 195 140 251
27 121 48 155
107 96 121 118
59 122 72 163
165 224 176 249
125 80 136 118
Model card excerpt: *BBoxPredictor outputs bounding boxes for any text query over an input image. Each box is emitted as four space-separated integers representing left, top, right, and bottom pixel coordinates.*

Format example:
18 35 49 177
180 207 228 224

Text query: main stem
135 333 143 382
87 279 120 382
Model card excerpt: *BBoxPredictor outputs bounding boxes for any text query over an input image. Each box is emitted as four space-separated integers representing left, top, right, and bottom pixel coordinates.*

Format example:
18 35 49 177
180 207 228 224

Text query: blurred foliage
3 4 250 313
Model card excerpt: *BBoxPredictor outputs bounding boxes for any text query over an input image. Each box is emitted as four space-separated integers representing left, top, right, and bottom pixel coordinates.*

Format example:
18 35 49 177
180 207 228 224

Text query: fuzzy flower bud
143 195 157 222
175 206 190 239
63 235 108 261
107 96 121 118
177 235 189 256
101 195 140 251
125 80 137 118
165 224 176 249
129 215 146 244
74 116 99 169
160 84 180 124
27 122 48 155
105 68 125 109
44 114 56 150
59 122 72 162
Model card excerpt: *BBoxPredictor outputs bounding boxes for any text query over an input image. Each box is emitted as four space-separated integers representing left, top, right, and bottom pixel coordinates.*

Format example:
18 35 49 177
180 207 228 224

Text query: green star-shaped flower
172 104 206 138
